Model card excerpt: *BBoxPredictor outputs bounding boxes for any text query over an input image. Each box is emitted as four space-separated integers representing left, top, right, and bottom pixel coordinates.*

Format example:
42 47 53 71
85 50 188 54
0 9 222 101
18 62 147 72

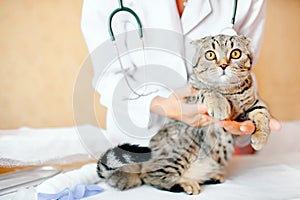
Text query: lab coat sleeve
80 0 116 109
127 86 172 128
81 0 109 54
237 0 266 64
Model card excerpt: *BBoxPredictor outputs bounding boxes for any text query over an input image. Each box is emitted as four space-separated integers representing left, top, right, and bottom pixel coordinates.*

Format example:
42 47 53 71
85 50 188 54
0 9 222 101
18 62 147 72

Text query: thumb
190 86 199 95
197 103 208 114
173 85 195 99
184 103 208 114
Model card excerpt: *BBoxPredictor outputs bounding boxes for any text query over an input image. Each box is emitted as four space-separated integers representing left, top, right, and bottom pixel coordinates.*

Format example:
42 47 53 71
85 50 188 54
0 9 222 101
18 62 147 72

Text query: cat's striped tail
97 143 151 190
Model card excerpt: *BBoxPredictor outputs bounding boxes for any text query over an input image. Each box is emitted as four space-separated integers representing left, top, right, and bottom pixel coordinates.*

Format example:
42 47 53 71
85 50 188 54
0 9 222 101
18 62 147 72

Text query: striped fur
97 35 271 194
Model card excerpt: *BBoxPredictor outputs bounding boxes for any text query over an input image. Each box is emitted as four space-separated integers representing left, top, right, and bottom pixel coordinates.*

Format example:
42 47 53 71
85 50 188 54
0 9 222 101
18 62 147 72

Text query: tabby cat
97 35 271 195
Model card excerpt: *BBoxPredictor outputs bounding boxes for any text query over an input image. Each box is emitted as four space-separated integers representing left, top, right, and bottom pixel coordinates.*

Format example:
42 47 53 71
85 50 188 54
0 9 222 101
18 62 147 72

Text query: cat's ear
237 35 253 65
190 40 201 48
237 35 251 46
190 36 211 48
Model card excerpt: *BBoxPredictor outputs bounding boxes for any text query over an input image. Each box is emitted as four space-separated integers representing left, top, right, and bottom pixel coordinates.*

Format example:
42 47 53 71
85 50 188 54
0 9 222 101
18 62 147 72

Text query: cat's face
192 35 253 85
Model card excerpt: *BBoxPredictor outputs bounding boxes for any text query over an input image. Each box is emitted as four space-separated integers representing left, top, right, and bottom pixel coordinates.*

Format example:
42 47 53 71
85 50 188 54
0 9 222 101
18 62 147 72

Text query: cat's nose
220 64 228 70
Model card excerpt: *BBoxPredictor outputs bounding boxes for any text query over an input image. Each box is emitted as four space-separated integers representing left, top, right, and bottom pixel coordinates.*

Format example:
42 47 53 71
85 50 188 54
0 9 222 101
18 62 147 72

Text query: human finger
190 85 199 95
221 120 255 135
191 114 212 127
182 103 208 116
269 118 282 131
196 103 208 115
173 85 195 98
198 115 212 127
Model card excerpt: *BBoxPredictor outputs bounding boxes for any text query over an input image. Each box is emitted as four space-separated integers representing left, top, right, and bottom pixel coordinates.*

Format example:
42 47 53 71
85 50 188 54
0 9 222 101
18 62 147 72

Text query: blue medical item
37 184 104 200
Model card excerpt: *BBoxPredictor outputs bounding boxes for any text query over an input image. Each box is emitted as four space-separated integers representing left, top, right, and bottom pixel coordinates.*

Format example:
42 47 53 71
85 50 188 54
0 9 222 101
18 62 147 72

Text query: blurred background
0 0 299 129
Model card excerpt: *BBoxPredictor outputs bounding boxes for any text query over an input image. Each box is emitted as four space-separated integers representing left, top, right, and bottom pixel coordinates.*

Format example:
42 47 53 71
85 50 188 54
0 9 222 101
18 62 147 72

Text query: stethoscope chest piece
220 27 237 36
220 0 238 36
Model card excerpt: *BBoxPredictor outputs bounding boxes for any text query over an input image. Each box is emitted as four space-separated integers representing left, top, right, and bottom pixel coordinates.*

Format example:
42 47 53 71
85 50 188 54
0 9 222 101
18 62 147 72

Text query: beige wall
0 0 92 129
0 0 299 129
254 0 300 120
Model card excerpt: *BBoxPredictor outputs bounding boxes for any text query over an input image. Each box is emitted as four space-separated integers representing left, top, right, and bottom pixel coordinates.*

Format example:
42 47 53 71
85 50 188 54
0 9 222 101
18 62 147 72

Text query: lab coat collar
181 0 212 34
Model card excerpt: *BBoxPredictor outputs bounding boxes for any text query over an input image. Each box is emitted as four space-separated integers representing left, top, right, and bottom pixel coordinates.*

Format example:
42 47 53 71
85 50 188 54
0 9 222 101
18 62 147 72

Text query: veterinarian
81 0 281 153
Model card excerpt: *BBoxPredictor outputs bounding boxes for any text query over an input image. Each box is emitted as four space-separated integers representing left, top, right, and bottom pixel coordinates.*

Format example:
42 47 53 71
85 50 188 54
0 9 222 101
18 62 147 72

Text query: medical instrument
232 0 238 27
0 166 61 196
107 0 239 99
108 0 143 41
108 0 237 40
220 0 238 35
108 0 159 100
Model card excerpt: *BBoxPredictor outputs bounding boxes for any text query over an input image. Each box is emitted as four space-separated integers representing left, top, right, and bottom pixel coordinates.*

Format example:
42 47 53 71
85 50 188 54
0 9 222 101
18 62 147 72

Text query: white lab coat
81 0 266 146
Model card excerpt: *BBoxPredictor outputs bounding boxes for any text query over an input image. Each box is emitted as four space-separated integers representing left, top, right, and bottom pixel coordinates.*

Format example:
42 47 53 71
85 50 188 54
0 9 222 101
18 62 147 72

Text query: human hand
151 86 282 133
224 118 282 155
220 118 282 135
150 86 212 127
175 87 281 132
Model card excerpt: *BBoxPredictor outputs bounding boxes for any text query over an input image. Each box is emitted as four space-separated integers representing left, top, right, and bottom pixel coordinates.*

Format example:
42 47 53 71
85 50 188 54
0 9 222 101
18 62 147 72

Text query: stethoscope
107 0 239 99
108 0 239 41
221 0 238 35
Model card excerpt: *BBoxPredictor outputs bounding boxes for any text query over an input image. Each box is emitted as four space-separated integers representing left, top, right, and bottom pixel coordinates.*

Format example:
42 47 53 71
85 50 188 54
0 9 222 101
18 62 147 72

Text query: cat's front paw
251 129 270 150
204 96 231 120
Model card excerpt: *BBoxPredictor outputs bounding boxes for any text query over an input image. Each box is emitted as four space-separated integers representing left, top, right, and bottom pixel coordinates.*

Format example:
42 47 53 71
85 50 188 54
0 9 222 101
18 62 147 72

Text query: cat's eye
230 49 242 59
205 51 216 61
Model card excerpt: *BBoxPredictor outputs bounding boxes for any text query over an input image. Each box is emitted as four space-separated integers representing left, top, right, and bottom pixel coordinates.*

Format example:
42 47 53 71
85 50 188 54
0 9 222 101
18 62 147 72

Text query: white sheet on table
83 153 300 200
1 120 299 166
84 120 300 200
1 120 300 199
0 125 112 166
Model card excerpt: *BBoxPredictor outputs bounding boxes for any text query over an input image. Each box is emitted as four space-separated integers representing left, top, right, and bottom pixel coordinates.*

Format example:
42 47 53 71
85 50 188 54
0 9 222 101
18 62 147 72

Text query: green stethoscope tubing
108 0 143 41
232 0 238 26
108 0 238 41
